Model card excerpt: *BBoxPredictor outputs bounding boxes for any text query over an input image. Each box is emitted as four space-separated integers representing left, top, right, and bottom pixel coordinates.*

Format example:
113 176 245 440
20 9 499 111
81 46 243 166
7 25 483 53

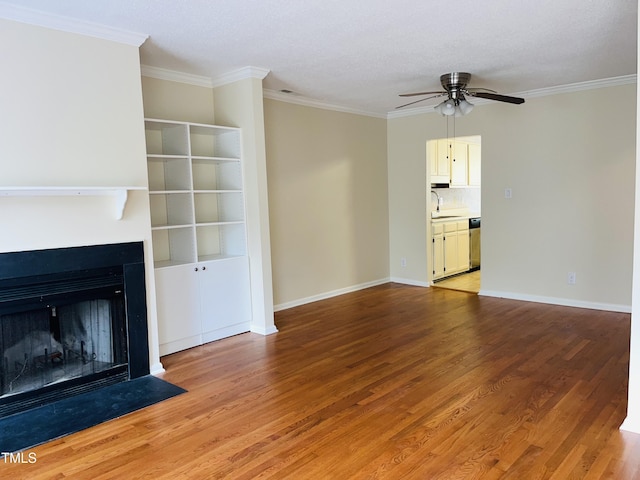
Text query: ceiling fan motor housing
441 72 471 100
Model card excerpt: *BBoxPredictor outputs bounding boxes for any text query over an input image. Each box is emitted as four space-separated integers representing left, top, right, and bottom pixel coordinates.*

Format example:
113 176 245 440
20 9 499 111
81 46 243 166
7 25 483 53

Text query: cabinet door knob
194 267 199 272
201 266 206 271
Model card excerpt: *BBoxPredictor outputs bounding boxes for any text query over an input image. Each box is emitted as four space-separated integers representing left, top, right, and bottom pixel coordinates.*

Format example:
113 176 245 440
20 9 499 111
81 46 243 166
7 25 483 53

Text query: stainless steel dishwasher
469 217 481 271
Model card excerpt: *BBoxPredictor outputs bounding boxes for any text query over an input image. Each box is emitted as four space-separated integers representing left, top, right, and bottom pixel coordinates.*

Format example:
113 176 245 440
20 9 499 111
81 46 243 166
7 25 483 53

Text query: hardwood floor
4 283 639 479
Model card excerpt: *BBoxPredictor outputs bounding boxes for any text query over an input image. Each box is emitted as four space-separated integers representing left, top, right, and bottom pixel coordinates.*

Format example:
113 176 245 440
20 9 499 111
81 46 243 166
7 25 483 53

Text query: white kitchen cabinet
450 142 469 187
432 223 445 279
145 119 251 355
454 221 470 272
429 138 480 187
468 143 481 186
432 219 470 280
428 138 451 184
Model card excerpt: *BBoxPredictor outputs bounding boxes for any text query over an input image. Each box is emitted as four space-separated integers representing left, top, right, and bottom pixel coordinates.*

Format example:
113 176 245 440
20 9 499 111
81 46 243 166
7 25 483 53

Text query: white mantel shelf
0 186 147 220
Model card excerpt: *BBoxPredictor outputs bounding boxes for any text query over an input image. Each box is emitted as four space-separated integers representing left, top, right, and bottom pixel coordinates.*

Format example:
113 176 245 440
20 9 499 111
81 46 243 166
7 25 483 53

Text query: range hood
430 173 450 188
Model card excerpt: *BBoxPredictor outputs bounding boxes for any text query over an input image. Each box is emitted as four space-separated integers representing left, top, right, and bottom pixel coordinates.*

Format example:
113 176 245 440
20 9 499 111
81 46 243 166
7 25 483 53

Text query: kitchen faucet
431 190 441 212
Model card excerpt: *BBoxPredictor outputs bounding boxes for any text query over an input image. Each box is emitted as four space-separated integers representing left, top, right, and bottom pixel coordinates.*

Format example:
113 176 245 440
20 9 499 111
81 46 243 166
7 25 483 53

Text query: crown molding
263 89 387 119
513 74 637 99
0 2 148 46
140 65 214 88
387 74 638 119
141 65 271 89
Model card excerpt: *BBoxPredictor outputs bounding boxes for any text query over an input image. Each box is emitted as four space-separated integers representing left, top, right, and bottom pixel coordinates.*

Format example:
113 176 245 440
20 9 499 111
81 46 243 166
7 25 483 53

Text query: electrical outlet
401 257 407 268
567 272 576 285
504 188 512 199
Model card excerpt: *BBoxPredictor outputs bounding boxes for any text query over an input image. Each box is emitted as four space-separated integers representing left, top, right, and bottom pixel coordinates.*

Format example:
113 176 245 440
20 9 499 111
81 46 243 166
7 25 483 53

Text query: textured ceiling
1 0 637 115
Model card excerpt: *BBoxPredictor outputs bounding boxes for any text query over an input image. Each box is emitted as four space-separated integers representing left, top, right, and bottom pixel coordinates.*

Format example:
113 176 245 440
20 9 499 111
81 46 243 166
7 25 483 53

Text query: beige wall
142 76 215 124
0 19 162 372
264 99 390 308
388 83 636 310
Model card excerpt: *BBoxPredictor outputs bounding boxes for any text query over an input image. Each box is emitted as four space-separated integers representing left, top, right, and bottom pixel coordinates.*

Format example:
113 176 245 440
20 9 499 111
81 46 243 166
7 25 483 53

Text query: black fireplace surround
0 242 149 418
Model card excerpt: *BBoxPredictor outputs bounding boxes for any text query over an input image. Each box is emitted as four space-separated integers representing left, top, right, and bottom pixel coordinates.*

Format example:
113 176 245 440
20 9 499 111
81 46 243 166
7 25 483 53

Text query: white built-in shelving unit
145 119 251 355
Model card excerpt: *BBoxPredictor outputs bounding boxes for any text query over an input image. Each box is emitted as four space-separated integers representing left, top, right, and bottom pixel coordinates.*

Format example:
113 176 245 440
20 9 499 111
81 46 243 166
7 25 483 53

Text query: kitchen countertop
431 215 469 223
430 209 480 222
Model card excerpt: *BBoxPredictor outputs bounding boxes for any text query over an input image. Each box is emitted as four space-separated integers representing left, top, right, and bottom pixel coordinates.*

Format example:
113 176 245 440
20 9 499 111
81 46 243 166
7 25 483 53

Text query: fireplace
0 242 149 418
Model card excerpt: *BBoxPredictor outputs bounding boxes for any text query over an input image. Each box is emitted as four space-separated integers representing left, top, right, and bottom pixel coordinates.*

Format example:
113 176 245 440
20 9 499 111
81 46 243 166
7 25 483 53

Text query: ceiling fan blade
396 94 446 109
399 90 445 97
471 91 525 104
465 87 497 93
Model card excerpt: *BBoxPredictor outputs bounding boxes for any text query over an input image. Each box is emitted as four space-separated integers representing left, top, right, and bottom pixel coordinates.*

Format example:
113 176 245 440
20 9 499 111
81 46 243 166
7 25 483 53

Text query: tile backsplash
432 187 481 215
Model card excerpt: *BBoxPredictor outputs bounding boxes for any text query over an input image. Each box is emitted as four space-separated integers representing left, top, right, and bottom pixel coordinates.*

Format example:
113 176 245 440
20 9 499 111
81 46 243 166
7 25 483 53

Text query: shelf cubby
189 124 241 159
192 159 242 191
152 226 196 267
196 223 247 261
147 156 191 191
144 121 189 156
149 192 194 228
194 191 244 224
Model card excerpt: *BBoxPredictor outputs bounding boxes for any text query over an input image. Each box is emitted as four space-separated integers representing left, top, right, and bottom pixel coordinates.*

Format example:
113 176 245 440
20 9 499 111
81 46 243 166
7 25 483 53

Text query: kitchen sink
431 207 470 219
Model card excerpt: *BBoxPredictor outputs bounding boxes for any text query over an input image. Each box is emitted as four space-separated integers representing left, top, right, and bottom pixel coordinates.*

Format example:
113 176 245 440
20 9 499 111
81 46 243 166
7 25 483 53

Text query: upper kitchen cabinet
428 136 481 187
468 142 481 186
449 141 469 187
428 138 451 184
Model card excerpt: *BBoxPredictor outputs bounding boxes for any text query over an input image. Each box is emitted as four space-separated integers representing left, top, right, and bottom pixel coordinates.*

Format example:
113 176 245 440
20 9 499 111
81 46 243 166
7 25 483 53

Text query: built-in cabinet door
443 222 458 276
456 227 470 272
450 142 469 186
433 228 444 279
155 264 202 355
200 256 251 344
436 139 451 178
468 143 481 186
428 140 438 177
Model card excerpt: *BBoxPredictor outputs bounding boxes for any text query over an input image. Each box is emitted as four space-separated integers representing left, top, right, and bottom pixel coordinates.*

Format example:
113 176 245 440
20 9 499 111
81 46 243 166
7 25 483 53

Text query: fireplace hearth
0 242 149 418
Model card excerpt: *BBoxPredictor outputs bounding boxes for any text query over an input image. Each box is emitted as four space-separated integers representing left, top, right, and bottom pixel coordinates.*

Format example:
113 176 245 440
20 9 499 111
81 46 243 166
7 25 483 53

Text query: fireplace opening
0 242 149 418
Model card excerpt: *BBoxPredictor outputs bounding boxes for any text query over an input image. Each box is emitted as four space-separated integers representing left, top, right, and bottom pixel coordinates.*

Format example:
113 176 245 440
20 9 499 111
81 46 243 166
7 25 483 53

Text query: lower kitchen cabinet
155 256 251 356
432 220 470 280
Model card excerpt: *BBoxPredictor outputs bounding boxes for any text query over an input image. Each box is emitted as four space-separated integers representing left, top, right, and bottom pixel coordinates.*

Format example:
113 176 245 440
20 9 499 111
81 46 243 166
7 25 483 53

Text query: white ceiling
1 0 637 116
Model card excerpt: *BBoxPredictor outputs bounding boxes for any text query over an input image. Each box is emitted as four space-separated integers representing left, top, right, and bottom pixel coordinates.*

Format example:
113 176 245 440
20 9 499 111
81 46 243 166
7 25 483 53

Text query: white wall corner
0 2 148 46
620 416 640 434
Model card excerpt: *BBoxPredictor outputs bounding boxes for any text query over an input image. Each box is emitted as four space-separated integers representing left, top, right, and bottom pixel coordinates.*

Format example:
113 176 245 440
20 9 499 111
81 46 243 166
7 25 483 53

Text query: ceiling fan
397 72 525 115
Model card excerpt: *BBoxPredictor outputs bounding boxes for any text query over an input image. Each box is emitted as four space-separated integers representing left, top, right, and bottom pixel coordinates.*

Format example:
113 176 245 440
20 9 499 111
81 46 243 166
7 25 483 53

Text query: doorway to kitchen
427 135 481 294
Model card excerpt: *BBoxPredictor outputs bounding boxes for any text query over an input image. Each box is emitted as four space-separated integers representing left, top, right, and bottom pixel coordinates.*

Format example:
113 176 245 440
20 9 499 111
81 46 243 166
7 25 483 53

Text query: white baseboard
274 277 390 312
150 362 165 375
389 277 430 287
251 324 279 335
479 289 631 313
620 416 640 434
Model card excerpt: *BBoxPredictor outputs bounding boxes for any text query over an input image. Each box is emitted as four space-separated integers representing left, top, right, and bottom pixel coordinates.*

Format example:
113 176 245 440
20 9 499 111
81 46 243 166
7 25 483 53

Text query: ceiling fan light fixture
437 99 456 116
458 98 474 115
